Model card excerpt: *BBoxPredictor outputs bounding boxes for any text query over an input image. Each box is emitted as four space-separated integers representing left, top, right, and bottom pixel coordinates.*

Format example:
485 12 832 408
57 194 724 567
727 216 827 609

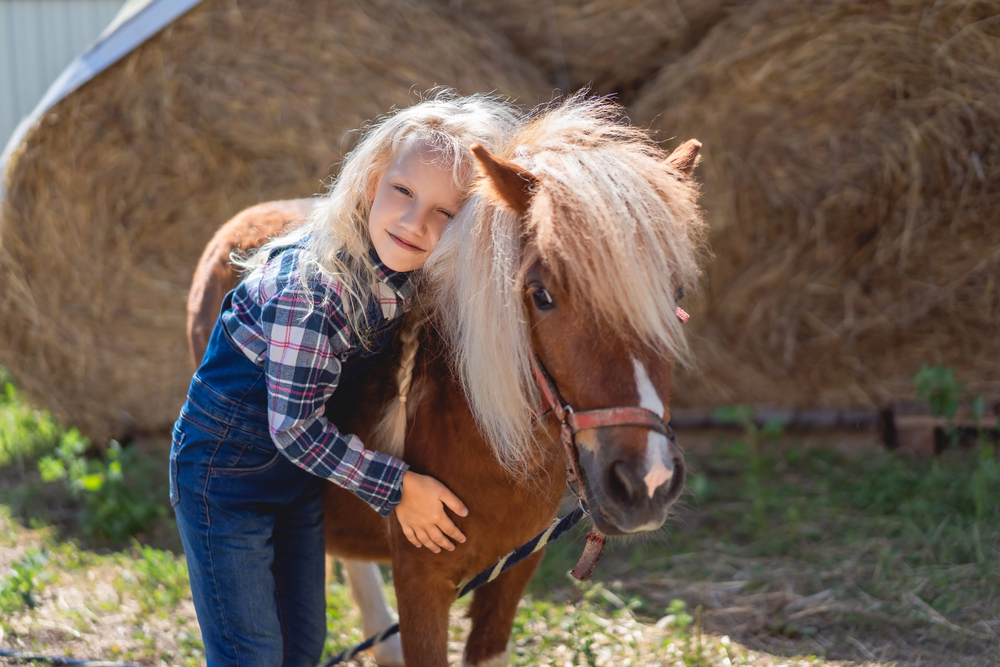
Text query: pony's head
427 96 706 535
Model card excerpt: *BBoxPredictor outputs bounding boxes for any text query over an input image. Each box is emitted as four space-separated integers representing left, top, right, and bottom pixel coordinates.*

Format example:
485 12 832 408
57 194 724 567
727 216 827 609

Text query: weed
0 549 50 615
320 578 368 660
913 364 964 422
125 542 189 615
38 431 167 542
0 369 61 469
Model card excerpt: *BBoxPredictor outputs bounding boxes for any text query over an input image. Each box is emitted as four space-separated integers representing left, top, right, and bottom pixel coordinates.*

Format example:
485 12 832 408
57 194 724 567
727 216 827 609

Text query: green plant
0 549 49 614
657 598 694 636
0 368 62 468
38 432 167 542
128 543 189 614
913 365 964 421
712 406 786 530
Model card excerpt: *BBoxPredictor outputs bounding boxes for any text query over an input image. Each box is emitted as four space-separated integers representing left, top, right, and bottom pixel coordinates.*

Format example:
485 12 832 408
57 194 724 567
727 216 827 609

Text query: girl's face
368 140 462 273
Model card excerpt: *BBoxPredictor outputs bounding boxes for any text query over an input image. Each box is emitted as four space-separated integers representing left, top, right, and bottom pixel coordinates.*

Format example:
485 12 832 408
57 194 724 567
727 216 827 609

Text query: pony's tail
372 321 422 459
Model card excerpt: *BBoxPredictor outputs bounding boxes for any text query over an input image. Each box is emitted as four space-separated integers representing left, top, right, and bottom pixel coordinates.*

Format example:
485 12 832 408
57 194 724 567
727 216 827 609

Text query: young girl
169 93 520 667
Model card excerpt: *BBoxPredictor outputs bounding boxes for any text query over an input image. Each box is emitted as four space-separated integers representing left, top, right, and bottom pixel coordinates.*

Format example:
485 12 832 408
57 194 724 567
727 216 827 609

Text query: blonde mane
425 95 707 474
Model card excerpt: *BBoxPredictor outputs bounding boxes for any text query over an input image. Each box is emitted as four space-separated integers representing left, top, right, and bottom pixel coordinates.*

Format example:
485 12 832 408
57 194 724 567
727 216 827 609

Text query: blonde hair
235 90 521 339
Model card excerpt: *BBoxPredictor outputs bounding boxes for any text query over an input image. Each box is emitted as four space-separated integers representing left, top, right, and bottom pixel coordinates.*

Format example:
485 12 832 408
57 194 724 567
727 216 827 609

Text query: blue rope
0 648 144 666
319 505 586 667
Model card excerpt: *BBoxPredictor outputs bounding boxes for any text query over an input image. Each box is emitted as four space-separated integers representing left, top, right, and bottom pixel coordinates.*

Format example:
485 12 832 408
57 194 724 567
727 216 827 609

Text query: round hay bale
437 0 737 100
0 0 551 442
634 0 1000 409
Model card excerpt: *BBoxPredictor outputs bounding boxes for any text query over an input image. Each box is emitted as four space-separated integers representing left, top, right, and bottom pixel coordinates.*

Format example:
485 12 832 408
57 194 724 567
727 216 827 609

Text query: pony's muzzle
579 429 686 535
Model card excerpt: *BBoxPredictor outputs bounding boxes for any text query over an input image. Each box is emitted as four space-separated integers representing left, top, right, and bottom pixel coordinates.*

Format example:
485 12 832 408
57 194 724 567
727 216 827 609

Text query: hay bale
0 0 551 442
634 0 1000 409
437 0 738 99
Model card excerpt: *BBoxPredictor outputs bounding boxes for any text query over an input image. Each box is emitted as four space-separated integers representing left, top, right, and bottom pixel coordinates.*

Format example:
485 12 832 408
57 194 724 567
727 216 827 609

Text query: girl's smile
368 140 462 272
387 230 424 252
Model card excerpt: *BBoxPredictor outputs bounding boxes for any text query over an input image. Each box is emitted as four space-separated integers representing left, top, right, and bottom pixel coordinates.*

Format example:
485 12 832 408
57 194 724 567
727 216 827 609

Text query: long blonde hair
235 90 521 338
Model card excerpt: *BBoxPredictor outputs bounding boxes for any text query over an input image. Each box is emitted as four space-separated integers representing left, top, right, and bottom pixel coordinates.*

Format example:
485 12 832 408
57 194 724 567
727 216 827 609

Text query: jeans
170 316 327 667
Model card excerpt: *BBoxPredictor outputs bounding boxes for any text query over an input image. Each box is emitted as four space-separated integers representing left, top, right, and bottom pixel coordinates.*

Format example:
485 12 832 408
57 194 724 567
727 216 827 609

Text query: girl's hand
396 471 468 553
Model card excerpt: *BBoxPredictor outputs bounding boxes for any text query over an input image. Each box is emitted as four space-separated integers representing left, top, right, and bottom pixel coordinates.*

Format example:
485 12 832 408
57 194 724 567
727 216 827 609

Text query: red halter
530 306 688 580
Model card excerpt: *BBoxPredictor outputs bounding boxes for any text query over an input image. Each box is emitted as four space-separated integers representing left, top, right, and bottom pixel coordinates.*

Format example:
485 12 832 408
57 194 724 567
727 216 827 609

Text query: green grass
529 431 1000 664
0 368 61 468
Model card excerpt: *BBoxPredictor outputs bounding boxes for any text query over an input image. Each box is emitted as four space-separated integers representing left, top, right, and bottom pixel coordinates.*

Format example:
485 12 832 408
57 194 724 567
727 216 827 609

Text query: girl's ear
664 139 702 178
471 144 538 216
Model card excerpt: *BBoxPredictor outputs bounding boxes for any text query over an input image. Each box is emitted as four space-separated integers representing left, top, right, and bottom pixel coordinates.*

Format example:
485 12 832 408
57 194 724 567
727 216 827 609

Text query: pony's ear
664 139 702 178
471 143 538 216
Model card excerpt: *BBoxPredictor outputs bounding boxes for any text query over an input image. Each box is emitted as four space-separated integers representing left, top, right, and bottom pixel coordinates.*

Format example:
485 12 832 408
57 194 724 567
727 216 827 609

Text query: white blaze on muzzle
632 358 674 498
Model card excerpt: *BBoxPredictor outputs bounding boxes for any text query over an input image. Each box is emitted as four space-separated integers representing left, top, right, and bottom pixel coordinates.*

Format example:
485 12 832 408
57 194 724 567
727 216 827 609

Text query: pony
187 96 706 667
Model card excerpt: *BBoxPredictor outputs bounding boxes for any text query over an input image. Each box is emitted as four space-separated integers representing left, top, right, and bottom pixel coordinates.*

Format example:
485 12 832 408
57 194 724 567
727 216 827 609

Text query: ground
1 375 998 666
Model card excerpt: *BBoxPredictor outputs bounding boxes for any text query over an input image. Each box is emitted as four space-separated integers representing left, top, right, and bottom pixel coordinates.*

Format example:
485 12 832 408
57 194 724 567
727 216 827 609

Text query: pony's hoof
372 633 404 667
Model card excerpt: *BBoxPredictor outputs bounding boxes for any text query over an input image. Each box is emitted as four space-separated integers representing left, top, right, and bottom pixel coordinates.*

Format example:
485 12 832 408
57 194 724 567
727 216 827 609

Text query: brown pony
187 97 706 667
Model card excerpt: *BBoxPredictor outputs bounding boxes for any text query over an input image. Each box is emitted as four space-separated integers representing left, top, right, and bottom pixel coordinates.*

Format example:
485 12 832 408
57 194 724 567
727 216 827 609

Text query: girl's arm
246 254 468 550
258 273 409 516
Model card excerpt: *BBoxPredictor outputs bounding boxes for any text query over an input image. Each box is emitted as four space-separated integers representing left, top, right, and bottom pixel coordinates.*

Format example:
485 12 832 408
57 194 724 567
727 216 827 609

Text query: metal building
1 0 128 148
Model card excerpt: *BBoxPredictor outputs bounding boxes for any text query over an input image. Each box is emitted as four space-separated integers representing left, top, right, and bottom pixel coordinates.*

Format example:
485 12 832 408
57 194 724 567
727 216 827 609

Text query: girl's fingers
438 516 466 544
402 525 421 549
427 527 455 551
415 529 440 553
439 488 469 518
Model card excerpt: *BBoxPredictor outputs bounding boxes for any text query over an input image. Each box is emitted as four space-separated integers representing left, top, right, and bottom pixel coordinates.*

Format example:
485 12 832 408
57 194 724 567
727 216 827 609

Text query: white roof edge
1 0 204 200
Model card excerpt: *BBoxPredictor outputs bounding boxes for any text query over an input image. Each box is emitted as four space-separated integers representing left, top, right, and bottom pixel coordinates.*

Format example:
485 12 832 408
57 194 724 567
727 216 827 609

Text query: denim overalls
170 285 400 667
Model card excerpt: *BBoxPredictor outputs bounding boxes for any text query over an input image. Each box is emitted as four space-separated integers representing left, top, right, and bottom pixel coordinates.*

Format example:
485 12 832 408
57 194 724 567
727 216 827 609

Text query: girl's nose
398 206 426 233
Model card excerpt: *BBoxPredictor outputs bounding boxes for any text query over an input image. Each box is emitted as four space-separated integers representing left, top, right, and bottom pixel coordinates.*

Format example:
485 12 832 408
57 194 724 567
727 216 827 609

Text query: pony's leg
341 559 404 667
391 549 457 667
463 550 545 667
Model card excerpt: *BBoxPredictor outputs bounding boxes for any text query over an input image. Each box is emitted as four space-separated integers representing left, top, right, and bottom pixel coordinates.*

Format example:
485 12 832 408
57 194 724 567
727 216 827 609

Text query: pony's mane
425 95 707 473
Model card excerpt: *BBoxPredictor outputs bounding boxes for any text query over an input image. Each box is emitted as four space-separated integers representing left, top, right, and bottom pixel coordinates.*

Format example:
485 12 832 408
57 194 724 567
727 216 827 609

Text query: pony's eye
675 285 685 303
531 286 555 311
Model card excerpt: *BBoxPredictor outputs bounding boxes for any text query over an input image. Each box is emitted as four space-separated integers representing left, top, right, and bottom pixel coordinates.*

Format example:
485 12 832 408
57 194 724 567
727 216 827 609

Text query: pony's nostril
660 456 686 504
608 461 637 504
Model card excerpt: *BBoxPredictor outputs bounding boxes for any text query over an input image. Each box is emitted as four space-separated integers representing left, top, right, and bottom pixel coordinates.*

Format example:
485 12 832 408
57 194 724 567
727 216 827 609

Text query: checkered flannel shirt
221 242 415 516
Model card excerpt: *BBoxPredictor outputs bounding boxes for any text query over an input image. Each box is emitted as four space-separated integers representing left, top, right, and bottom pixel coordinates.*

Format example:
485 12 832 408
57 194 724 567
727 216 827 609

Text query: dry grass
634 0 1000 411
0 0 550 442
434 0 744 100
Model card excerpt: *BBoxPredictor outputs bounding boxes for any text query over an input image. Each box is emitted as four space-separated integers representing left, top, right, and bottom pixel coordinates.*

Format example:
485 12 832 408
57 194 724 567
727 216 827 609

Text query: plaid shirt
220 242 415 516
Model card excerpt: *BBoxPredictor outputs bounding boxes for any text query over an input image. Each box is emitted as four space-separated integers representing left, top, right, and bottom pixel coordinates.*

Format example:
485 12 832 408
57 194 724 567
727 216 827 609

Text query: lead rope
319 504 588 667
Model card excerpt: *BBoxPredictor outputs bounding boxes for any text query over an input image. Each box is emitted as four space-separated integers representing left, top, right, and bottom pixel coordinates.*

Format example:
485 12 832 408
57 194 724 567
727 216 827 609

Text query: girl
169 93 520 667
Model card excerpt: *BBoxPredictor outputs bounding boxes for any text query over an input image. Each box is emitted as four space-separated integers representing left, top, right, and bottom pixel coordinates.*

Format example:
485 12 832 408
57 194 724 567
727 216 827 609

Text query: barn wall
0 0 125 147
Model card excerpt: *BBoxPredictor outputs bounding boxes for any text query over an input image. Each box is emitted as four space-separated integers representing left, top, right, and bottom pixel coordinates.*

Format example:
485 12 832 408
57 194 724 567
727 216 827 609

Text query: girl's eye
438 209 455 219
530 285 555 311
394 185 412 196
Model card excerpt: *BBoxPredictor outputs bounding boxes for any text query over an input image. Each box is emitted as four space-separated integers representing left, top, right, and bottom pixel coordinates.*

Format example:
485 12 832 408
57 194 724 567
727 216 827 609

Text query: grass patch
0 367 175 551
531 431 1000 665
0 369 61 469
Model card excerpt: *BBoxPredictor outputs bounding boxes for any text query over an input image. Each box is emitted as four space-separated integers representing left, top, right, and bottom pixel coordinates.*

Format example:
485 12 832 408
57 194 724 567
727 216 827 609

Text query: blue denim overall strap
189 289 271 438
